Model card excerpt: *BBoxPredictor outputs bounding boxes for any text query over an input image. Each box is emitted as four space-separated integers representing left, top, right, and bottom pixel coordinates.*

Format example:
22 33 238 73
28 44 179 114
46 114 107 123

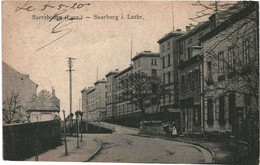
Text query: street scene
2 1 259 164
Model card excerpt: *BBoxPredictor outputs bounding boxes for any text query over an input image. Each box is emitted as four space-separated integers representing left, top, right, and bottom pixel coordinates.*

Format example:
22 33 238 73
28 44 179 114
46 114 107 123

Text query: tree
120 72 166 119
2 91 22 124
191 2 258 105
38 89 52 99
191 1 258 163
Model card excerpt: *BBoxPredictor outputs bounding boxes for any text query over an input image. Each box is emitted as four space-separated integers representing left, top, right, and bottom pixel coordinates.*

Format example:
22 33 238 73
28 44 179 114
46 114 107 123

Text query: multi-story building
157 30 185 121
104 51 161 120
2 61 38 124
114 65 134 117
81 87 88 120
177 23 211 134
131 51 161 114
105 69 119 119
82 78 107 122
200 2 258 134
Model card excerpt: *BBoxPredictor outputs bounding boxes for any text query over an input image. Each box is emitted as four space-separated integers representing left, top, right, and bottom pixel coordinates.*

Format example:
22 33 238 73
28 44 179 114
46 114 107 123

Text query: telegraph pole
66 57 76 115
66 57 76 135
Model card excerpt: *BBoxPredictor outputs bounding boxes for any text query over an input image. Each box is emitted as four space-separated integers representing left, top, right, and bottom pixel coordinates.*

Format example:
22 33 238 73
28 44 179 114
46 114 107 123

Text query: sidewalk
131 133 236 164
173 136 236 164
26 135 102 162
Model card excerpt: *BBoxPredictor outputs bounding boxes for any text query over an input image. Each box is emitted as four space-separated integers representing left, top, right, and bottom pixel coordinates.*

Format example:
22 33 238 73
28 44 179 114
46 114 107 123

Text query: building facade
27 88 60 122
2 61 38 124
200 2 258 134
82 79 107 122
157 30 185 120
177 23 211 134
105 69 119 119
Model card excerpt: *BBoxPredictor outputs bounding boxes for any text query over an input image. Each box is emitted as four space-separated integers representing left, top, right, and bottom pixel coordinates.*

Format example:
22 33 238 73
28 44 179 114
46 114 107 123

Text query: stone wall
139 121 166 135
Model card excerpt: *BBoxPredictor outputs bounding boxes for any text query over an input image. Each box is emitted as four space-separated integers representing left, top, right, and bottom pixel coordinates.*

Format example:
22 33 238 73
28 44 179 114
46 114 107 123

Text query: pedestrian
171 121 177 138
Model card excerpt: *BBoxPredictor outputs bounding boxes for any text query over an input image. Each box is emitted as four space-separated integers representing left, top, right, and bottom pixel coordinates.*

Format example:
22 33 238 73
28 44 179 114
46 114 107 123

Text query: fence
3 120 61 160
233 109 259 163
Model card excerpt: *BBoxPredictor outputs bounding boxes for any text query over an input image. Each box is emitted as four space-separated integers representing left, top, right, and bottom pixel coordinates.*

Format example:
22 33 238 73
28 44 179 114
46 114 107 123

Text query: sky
2 1 214 116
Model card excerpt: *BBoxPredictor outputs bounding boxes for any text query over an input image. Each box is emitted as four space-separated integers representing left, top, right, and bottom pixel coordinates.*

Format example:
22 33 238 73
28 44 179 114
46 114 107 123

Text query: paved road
88 122 213 163
89 134 212 163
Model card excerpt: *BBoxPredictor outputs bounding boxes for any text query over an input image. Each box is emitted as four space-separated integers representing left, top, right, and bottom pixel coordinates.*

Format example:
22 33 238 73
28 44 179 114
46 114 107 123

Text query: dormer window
210 14 216 30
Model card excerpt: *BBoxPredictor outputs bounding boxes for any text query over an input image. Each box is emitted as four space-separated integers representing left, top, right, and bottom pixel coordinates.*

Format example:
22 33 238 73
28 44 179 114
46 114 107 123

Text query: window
138 60 140 67
242 40 250 66
229 93 236 124
168 72 171 84
187 72 192 90
207 61 213 84
162 44 165 52
218 51 224 76
207 99 214 126
134 62 137 68
187 47 192 60
168 91 171 101
163 73 166 85
162 57 165 69
227 47 235 73
181 75 185 92
151 59 157 66
167 41 170 50
151 69 157 77
179 44 184 54
245 94 251 119
188 38 192 45
191 71 195 89
167 54 171 67
219 96 225 125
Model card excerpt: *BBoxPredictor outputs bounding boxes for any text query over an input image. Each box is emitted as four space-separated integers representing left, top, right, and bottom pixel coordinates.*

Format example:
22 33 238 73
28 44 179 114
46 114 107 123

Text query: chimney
186 26 191 31
102 78 105 80
52 87 56 96
115 69 119 71
176 29 182 32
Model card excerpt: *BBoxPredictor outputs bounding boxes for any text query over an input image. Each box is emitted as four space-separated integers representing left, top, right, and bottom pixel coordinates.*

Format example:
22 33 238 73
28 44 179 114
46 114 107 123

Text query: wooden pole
35 116 39 161
76 113 79 148
62 110 69 156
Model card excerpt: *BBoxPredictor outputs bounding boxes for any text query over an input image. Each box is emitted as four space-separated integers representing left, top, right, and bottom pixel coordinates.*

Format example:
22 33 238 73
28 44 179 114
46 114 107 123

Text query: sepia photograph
2 0 259 164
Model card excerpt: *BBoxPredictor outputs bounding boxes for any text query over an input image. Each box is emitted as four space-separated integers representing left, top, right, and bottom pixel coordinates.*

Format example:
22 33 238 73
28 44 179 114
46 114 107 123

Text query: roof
158 30 185 44
200 2 256 42
94 79 107 85
115 65 133 78
105 71 119 77
87 88 95 94
132 51 160 61
177 21 210 41
2 61 38 88
81 87 88 93
27 95 60 112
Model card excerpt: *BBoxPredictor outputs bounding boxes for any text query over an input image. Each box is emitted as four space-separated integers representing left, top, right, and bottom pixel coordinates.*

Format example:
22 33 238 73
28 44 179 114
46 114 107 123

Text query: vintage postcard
2 0 259 164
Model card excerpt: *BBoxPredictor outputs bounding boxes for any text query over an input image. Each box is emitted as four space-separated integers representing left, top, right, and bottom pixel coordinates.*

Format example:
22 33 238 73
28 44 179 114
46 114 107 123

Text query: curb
173 139 216 164
84 139 103 162
130 133 216 163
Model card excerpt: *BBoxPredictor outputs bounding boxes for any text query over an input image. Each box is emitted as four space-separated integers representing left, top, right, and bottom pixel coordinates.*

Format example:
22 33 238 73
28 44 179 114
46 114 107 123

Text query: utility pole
86 100 88 132
66 57 76 115
66 57 76 135
130 33 133 65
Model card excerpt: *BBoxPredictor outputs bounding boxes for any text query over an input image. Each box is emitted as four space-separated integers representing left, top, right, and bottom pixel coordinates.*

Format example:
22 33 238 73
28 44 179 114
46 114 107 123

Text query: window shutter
204 100 208 121
215 98 219 120
225 96 229 120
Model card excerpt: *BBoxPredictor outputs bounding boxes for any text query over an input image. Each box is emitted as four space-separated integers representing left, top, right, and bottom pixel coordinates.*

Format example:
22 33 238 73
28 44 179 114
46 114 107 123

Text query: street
88 122 213 163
